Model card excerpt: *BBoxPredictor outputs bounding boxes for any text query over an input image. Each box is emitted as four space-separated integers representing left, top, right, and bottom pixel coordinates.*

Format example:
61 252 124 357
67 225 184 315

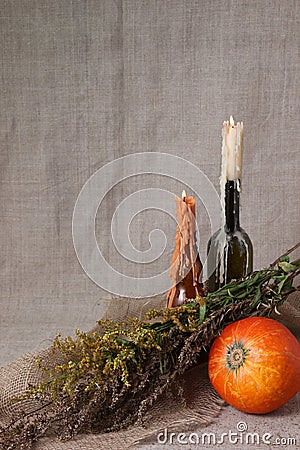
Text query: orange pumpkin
208 316 300 414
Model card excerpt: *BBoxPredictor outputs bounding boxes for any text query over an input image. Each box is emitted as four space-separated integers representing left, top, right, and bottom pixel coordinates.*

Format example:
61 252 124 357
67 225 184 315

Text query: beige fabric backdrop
0 0 299 366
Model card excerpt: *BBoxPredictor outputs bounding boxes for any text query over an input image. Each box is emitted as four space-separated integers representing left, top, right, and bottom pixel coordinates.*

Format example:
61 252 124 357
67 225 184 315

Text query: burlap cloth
0 292 299 449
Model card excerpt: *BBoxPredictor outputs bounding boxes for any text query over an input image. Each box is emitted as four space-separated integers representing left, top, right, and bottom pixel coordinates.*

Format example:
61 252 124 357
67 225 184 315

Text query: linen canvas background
0 0 299 366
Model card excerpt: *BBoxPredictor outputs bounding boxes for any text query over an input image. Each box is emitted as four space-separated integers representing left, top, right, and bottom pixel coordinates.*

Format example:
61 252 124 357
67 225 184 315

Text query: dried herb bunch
0 247 299 449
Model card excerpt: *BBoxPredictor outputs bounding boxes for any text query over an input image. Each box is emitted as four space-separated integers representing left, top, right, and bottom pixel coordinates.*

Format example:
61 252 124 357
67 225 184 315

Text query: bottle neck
224 180 240 232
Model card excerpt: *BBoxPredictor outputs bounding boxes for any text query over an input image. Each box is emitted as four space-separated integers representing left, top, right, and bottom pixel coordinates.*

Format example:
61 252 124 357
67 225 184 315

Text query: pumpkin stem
226 340 249 370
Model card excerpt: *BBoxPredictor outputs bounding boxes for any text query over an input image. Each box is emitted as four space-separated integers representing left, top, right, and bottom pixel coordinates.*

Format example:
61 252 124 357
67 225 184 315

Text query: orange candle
167 191 204 308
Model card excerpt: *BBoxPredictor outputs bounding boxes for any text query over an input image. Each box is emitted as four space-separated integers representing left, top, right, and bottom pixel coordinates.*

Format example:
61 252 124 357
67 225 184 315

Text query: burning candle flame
182 189 187 200
229 115 235 127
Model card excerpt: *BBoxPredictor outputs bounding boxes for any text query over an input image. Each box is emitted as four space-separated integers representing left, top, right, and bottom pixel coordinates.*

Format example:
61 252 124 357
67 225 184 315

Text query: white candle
220 116 244 222
221 115 243 181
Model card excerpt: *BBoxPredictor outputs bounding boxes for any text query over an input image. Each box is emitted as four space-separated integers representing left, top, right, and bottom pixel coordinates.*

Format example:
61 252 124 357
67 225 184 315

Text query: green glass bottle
207 179 253 292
